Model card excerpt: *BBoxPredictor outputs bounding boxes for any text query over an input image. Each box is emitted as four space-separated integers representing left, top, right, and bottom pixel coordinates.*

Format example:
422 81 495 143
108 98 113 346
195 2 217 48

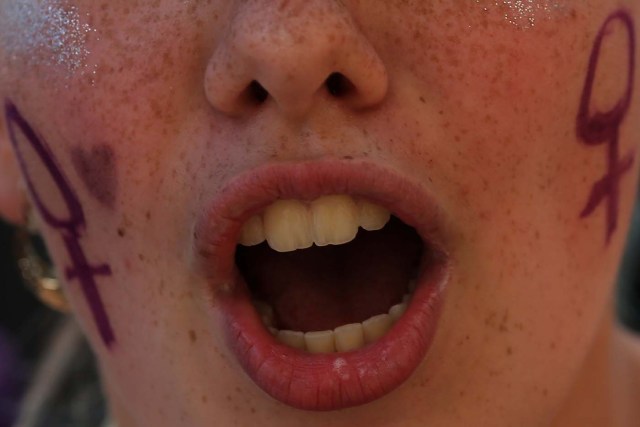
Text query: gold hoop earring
14 227 70 313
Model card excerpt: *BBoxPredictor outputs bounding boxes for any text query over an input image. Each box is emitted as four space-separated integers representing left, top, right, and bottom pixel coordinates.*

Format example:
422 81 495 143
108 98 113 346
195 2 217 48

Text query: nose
204 0 388 119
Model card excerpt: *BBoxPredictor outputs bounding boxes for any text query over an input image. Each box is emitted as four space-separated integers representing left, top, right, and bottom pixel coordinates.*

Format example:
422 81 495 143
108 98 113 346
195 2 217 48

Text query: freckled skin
0 1 639 427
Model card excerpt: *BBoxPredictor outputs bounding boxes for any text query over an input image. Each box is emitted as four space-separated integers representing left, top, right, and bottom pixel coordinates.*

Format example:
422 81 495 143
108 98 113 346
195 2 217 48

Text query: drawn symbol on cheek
4 101 116 348
71 145 117 209
577 10 636 244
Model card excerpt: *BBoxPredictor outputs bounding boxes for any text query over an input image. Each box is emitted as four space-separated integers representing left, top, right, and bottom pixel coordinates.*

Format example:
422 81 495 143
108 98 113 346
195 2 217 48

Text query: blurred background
1 199 639 427
0 221 104 427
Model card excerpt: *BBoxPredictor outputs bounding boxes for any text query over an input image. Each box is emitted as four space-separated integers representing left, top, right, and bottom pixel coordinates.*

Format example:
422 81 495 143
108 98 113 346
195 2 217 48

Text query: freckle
226 395 232 402
189 329 197 343
146 211 151 221
138 253 145 261
506 346 513 355
250 407 256 414
201 395 208 403
117 227 125 237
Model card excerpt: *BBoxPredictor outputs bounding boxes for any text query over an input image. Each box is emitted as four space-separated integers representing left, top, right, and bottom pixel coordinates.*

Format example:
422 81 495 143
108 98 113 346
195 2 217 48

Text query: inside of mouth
235 216 424 333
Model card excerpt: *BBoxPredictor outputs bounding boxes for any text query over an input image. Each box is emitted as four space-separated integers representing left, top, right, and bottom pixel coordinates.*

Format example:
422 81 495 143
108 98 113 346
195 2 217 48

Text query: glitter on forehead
0 0 96 76
475 0 568 29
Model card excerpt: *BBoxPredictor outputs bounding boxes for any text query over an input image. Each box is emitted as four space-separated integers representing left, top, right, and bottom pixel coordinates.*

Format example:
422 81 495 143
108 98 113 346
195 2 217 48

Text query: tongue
236 217 423 331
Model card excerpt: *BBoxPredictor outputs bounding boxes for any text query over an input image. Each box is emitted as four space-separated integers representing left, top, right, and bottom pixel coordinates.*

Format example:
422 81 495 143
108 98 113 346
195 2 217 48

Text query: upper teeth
238 195 391 252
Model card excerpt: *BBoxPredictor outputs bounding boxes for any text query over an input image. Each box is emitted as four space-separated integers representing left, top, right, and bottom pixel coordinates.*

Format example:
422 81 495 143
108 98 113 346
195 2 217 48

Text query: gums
577 10 636 244
5 101 115 348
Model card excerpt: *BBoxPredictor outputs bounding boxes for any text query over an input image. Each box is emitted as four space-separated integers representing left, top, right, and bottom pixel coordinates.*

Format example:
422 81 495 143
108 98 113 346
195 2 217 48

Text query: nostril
325 73 354 97
248 80 269 104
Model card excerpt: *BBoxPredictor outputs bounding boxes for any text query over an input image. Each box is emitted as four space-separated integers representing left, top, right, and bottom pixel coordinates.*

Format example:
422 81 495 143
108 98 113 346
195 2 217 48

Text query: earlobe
0 106 27 225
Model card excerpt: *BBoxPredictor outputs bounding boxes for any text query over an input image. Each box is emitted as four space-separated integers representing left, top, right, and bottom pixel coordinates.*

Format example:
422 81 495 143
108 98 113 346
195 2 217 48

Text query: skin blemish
577 10 635 244
5 100 115 348
70 144 118 209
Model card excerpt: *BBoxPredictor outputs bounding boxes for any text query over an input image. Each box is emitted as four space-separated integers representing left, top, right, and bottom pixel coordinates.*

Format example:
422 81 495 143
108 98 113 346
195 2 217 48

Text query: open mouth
236 196 423 352
195 160 450 411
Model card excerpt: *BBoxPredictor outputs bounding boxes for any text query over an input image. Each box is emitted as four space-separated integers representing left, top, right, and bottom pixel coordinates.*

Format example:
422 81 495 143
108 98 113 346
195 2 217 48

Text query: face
1 1 638 426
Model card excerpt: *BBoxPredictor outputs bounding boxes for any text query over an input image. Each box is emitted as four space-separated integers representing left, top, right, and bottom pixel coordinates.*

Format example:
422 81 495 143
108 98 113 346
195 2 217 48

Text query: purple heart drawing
70 144 118 209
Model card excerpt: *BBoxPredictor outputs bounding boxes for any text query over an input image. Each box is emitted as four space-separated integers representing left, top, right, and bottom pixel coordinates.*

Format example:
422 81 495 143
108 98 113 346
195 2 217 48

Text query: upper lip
192 158 451 410
194 158 450 288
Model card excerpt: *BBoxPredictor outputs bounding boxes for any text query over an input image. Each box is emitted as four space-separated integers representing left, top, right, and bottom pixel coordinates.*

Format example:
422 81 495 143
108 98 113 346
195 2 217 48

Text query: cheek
375 7 593 221
2 2 221 217
385 3 638 245
4 102 116 348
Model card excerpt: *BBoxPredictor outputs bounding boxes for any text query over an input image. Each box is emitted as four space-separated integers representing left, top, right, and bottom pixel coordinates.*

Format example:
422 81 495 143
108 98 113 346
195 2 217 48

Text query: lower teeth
253 280 415 353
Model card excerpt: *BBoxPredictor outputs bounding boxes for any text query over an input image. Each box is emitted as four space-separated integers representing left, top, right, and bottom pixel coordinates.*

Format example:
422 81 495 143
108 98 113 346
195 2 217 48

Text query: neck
552 311 640 427
611 323 640 427
102 369 136 427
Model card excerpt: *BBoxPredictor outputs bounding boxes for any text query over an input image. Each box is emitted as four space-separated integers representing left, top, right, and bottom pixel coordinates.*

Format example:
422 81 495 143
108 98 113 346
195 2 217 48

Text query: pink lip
194 159 450 411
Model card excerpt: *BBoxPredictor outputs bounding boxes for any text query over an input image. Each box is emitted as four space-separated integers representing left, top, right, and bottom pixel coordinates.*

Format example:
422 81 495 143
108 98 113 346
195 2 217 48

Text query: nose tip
203 1 388 119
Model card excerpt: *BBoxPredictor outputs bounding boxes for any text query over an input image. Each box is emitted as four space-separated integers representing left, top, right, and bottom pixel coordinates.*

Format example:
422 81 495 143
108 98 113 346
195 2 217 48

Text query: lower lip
218 259 448 411
196 160 450 411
